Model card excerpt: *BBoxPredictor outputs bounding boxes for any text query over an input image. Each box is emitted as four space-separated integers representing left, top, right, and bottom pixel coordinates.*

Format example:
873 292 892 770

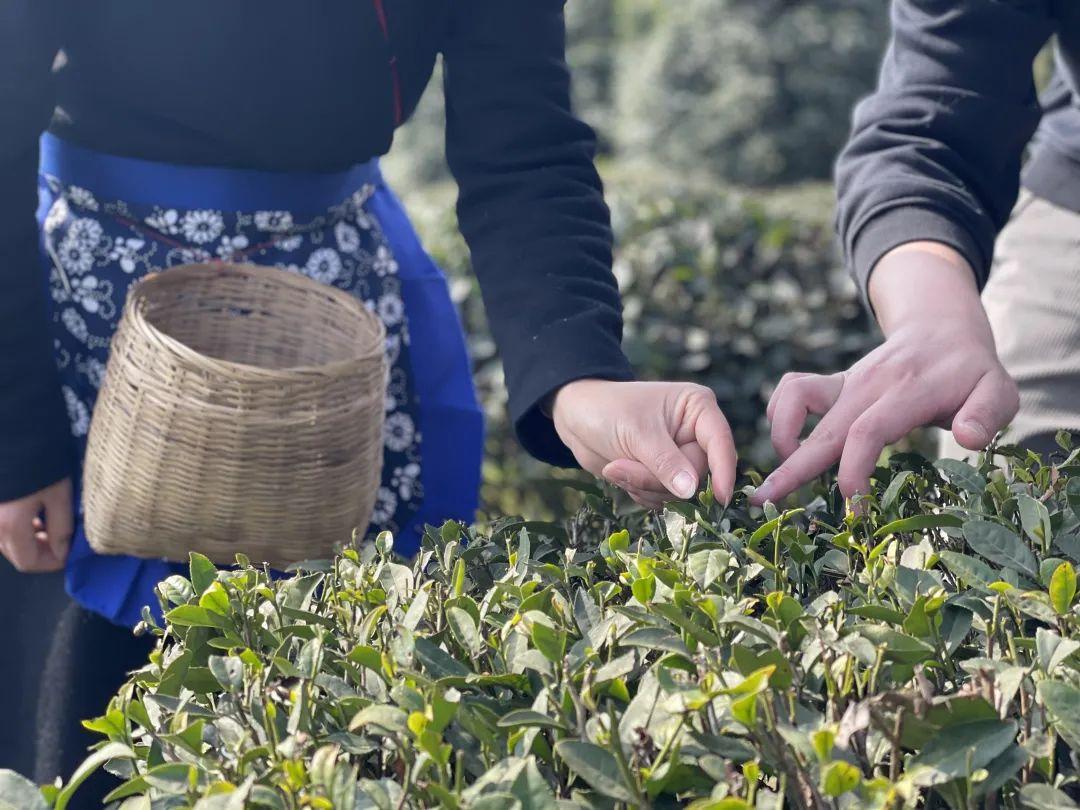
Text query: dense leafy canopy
7 441 1080 808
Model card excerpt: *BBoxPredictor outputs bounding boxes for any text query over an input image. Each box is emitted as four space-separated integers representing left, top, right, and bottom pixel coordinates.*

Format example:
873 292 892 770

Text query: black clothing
835 0 1080 303
0 0 633 500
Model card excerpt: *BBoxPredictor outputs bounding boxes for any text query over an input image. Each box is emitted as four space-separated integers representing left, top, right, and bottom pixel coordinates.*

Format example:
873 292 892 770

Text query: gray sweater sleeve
835 0 1055 307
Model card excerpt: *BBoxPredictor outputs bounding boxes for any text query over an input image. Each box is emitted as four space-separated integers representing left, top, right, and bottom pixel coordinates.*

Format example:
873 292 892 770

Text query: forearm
868 241 990 339
835 0 1053 303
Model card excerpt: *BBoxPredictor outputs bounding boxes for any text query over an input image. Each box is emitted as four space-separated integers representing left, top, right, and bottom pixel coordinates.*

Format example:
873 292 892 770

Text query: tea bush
7 442 1080 808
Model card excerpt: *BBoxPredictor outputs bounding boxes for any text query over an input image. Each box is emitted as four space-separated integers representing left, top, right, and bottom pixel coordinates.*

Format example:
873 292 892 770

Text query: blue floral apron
37 133 484 628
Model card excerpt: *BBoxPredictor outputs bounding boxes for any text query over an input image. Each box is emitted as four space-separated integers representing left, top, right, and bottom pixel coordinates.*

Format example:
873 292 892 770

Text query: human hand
0 477 74 572
753 243 1018 505
551 379 737 509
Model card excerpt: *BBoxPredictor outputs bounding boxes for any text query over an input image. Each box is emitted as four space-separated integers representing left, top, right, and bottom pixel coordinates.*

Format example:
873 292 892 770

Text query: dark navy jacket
0 0 633 501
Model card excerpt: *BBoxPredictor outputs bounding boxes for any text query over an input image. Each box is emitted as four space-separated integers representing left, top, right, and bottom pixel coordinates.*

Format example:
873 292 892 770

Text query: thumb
951 369 1020 451
632 431 700 500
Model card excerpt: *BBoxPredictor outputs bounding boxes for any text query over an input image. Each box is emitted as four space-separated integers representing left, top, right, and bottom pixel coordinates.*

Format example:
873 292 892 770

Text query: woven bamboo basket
82 262 387 568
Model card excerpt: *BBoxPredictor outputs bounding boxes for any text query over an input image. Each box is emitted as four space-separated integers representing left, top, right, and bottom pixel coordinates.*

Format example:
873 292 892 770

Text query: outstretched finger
836 392 934 499
766 372 811 423
691 399 738 505
752 390 864 505
769 373 845 461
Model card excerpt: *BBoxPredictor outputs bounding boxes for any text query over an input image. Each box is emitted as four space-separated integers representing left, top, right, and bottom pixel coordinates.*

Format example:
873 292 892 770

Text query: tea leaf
881 470 915 510
0 770 49 810
1018 494 1053 546
821 760 860 797
349 706 408 735
873 514 963 538
496 711 568 731
448 607 482 657
964 520 1039 579
936 459 986 495
1018 784 1080 810
530 622 567 663
54 743 135 810
907 720 1017 786
189 553 217 596
554 741 634 802
1038 681 1080 750
1050 561 1077 615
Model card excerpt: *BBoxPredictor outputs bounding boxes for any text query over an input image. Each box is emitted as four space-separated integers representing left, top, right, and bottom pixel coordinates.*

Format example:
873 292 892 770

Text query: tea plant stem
651 714 685 773
606 705 648 808
889 707 904 783
987 595 1002 657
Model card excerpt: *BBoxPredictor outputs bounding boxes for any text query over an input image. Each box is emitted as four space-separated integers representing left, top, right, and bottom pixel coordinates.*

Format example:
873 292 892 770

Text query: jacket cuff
849 206 989 313
509 323 635 469
0 404 74 502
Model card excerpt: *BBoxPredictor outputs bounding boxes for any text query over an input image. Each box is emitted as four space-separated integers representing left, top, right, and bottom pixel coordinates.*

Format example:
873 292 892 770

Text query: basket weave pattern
83 263 387 568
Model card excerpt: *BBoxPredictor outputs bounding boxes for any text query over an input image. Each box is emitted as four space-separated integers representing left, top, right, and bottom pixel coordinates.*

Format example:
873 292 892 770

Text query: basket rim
126 262 387 381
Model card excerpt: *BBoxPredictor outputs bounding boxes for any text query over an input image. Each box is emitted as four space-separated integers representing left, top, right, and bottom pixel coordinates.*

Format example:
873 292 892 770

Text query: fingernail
961 419 989 446
673 472 697 499
753 478 775 504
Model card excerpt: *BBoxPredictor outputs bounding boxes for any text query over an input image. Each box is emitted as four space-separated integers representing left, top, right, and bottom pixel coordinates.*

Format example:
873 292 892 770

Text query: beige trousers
940 190 1080 459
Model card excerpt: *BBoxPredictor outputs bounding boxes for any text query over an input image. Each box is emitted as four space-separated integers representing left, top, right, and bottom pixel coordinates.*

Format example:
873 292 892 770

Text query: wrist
868 242 986 337
549 378 605 420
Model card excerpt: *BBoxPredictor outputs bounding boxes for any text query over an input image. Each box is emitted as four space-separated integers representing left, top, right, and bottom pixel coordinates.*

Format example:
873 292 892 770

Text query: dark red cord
372 0 404 126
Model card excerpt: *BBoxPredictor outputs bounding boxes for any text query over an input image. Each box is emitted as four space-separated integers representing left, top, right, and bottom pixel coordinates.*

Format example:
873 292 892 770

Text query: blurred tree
613 0 889 185
565 0 618 153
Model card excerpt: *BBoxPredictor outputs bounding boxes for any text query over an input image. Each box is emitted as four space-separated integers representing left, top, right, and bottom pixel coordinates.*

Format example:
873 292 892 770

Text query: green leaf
853 625 935 664
189 552 217 596
448 606 482 657
906 719 1017 787
963 520 1039 578
554 741 634 803
631 574 656 604
935 459 986 495
881 470 915 509
1050 561 1077 615
347 644 383 674
873 513 963 538
401 586 430 631
939 550 998 590
607 529 630 554
208 655 243 691
496 710 568 730
821 761 860 797
348 705 408 734
688 549 728 589
0 770 49 810
54 743 135 810
847 604 905 624
1038 680 1080 750
164 604 228 630
620 627 690 657
1018 494 1053 546
451 558 466 598
414 637 471 678
1018 784 1080 810
530 621 567 663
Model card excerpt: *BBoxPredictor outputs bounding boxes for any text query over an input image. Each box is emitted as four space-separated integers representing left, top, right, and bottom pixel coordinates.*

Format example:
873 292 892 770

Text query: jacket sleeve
442 0 633 468
0 1 72 501
835 0 1055 307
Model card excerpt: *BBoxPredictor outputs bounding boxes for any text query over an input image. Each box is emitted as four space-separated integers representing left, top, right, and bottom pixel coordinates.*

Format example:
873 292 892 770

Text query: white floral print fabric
43 176 423 538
